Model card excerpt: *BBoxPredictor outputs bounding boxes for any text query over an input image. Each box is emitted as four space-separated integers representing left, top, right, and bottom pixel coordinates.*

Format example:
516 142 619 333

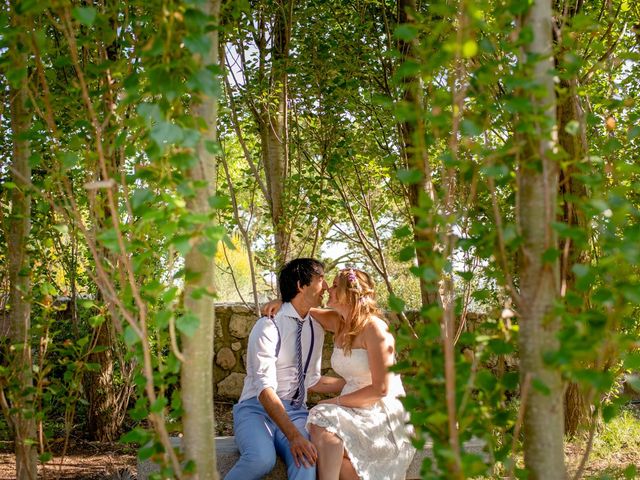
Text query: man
225 258 328 480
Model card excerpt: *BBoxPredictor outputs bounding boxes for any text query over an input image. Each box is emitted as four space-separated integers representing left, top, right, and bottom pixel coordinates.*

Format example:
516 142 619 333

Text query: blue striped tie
292 319 305 409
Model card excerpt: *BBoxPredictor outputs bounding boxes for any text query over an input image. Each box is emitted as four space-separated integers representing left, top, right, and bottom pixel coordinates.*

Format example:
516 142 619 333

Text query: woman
265 268 415 480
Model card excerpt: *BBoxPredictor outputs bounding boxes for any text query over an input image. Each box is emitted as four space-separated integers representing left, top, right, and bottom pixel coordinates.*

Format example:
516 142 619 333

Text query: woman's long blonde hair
334 268 381 356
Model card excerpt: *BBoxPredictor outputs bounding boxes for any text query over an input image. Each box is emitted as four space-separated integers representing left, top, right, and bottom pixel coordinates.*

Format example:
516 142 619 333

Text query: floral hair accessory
345 268 363 295
346 269 357 283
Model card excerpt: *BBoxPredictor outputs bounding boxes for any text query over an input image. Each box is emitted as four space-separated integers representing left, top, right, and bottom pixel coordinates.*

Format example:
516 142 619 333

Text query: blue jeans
224 397 316 480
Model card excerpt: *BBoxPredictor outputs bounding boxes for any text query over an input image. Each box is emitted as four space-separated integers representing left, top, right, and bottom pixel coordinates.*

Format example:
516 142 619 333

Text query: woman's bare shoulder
364 316 392 340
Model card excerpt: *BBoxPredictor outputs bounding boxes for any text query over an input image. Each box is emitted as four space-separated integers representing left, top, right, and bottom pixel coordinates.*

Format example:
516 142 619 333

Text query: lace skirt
306 397 415 480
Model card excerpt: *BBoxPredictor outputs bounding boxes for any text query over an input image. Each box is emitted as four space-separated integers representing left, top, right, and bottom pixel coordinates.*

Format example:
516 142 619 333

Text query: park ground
0 403 637 479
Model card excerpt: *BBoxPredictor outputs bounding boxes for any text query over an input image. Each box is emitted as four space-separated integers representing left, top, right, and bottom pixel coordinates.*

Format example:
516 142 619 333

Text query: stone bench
137 436 486 479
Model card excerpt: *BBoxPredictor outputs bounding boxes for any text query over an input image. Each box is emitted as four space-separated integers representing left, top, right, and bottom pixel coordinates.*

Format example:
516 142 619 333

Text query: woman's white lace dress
307 346 415 480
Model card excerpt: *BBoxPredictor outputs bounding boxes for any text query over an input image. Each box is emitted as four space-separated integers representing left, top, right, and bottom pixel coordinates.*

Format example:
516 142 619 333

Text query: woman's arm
309 375 346 394
261 300 341 333
309 307 341 332
318 319 393 408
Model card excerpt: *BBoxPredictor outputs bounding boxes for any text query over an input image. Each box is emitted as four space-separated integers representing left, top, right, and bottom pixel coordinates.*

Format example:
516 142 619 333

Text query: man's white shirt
239 302 325 404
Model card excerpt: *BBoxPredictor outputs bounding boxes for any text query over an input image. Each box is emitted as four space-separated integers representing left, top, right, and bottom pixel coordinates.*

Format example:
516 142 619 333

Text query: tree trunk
557 77 590 436
517 1 566 478
84 320 119 441
83 7 127 440
6 19 38 479
397 0 438 306
397 2 462 475
180 0 221 477
259 0 292 269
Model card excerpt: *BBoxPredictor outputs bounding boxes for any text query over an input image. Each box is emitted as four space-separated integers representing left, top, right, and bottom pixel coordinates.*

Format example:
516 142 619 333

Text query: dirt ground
0 402 235 480
0 402 638 479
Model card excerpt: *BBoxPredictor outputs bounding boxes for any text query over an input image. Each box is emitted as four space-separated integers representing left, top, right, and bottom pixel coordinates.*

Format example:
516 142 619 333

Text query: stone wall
214 303 338 399
212 304 492 399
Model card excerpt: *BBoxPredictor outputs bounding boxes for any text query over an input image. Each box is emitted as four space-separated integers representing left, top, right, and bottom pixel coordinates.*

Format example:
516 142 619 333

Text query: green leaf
602 404 617 423
624 465 637 480
208 195 229 209
39 452 53 463
137 103 162 125
394 225 413 239
620 285 640 304
461 119 482 137
476 370 497 392
60 151 79 170
564 120 580 136
394 24 418 41
187 68 219 97
85 362 101 372
150 121 183 147
197 240 218 257
532 378 551 395
487 339 514 355
542 248 560 264
97 228 121 253
150 396 167 414
131 188 154 211
184 34 212 56
388 294 406 313
426 412 449 425
204 225 226 242
480 164 509 179
155 311 172 330
161 287 179 303
176 313 200 337
396 168 423 185
72 6 97 26
123 325 140 347
88 315 106 328
623 352 640 370
626 375 640 393
456 270 473 281
398 246 415 262
462 40 478 58
574 370 614 391
120 427 151 445
205 140 223 155
171 234 192 256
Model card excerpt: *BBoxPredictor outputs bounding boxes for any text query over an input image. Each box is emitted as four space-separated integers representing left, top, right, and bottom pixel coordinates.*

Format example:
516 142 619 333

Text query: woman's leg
309 423 343 480
339 454 360 480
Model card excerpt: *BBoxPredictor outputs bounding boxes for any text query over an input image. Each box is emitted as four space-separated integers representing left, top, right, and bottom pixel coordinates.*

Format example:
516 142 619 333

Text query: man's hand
258 388 318 468
288 432 318 468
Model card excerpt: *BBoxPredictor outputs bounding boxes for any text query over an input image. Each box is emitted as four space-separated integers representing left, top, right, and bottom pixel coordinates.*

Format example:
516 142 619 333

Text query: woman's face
327 276 339 308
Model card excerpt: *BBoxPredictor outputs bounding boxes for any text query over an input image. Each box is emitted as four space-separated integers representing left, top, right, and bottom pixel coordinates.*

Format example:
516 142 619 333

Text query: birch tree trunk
180 0 222 477
517 1 566 478
6 18 38 479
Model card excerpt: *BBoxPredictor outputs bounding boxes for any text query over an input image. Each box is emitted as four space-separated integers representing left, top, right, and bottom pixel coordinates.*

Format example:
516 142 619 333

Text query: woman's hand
317 397 339 405
261 299 283 317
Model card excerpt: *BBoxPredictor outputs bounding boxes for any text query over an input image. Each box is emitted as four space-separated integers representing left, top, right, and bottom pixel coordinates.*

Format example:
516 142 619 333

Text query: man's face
300 270 328 308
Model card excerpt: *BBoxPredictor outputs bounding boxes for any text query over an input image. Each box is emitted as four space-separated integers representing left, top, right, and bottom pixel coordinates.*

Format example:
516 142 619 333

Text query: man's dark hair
279 258 324 302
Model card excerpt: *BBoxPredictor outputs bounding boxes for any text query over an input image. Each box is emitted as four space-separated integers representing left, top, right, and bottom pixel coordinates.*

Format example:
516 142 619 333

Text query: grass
568 407 640 480
590 408 640 459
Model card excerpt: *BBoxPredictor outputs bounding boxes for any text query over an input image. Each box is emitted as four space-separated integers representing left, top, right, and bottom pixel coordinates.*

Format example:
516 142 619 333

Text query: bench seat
137 436 486 479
